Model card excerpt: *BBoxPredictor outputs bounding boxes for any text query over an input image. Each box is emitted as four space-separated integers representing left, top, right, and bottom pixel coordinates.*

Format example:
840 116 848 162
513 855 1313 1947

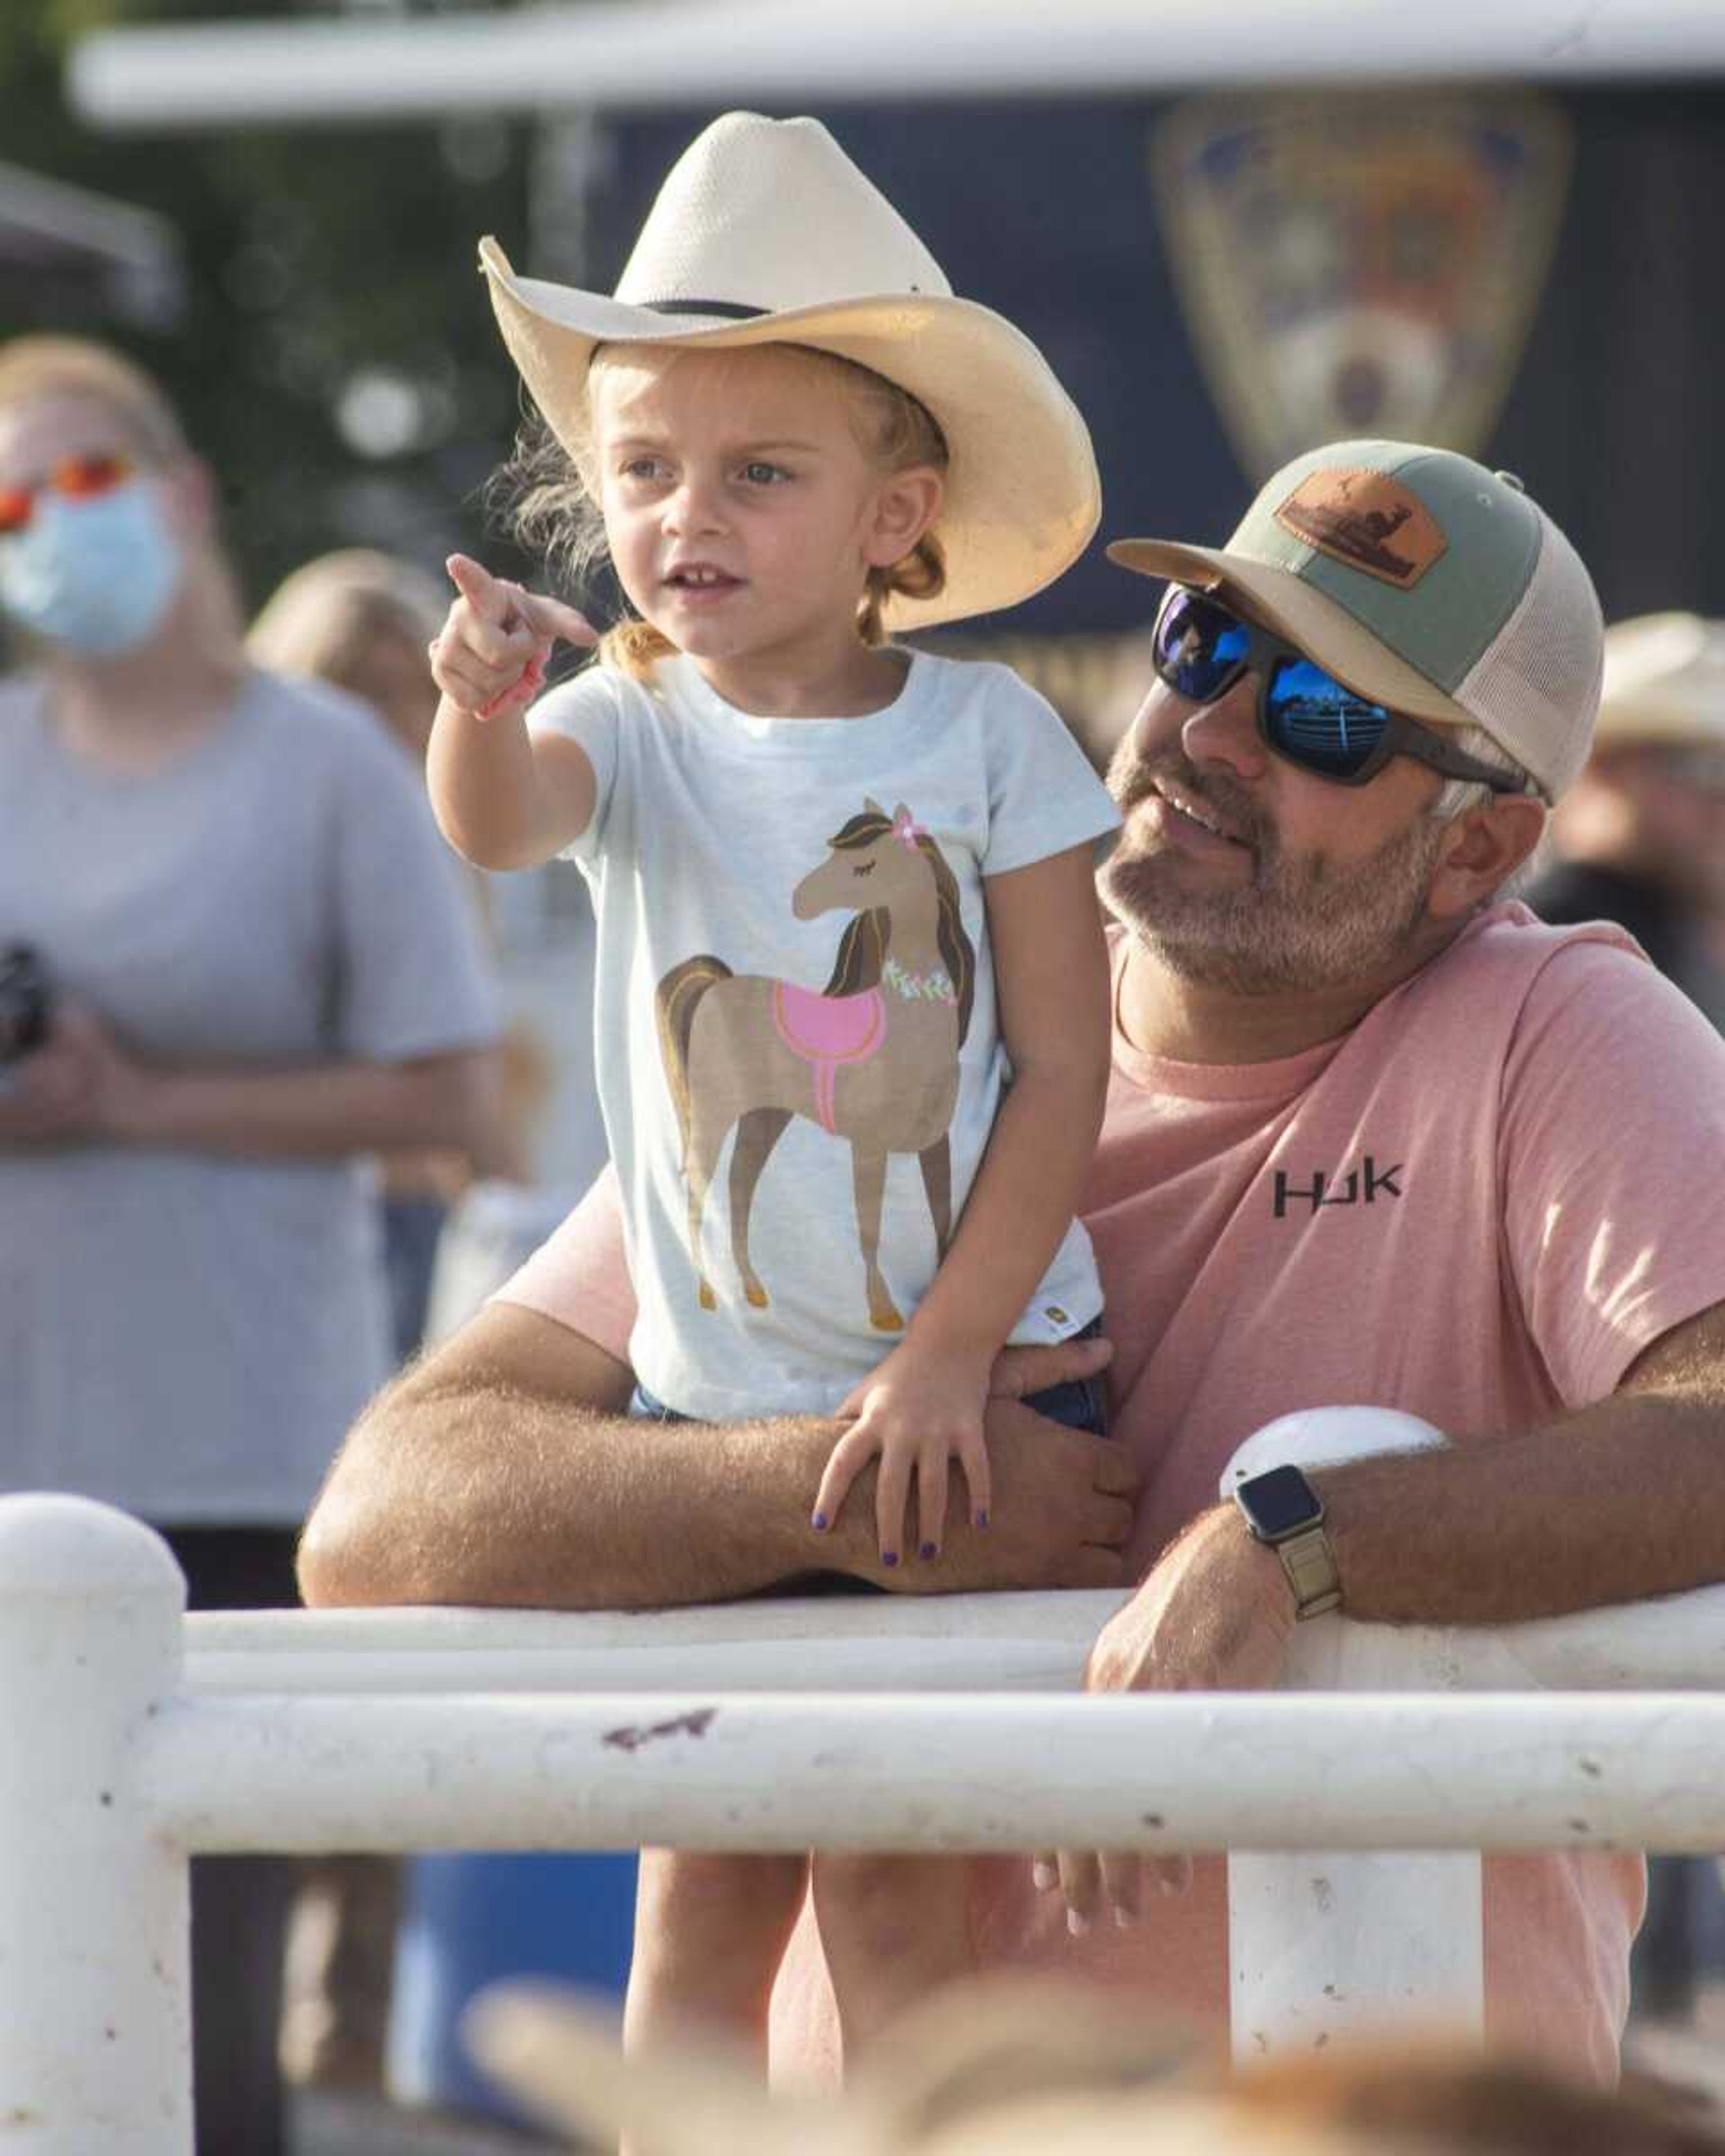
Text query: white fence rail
4 1486 1725 2152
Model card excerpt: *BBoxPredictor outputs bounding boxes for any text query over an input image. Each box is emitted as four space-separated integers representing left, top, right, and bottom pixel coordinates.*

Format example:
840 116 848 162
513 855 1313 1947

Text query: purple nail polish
881 1550 899 1568
810 1511 828 1532
975 1509 990 1529
919 1542 938 1560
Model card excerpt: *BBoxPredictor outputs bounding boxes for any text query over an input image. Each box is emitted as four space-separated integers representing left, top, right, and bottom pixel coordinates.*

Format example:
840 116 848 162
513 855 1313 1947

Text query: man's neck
1115 921 1465 1066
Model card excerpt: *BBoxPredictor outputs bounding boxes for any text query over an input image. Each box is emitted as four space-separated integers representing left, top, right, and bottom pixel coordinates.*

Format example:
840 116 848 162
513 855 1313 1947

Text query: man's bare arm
1316 1295 1725 1624
296 1301 1137 1610
1056 1299 1725 1925
1083 1296 1725 1714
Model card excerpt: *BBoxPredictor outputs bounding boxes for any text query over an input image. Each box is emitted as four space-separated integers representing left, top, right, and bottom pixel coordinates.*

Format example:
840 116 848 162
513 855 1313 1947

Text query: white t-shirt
530 649 1120 1418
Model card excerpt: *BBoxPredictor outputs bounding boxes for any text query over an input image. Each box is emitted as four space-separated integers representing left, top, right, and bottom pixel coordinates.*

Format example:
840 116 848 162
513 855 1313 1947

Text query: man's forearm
297 1303 1136 1612
1290 1304 1725 1627
1318 1380 1725 1626
1082 1306 1725 1716
300 1371 864 1610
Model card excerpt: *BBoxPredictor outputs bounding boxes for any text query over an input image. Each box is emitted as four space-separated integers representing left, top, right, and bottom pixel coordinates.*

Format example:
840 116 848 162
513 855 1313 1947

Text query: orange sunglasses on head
0 452 136 537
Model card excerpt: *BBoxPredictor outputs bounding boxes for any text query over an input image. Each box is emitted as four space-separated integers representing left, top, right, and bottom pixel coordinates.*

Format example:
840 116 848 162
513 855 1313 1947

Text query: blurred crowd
4 329 1725 2148
0 338 545 2148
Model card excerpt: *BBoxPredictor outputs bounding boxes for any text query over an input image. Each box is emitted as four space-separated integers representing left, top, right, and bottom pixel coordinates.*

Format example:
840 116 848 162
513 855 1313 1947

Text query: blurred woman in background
0 337 504 2152
248 546 538 1363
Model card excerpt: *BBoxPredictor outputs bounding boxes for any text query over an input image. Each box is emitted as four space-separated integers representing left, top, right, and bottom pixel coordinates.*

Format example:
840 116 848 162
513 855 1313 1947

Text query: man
1528 610 1725 1025
301 441 1725 2087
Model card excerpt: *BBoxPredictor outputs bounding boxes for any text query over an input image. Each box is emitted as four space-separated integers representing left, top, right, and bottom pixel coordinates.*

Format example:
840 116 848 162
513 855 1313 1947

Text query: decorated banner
1154 94 1571 478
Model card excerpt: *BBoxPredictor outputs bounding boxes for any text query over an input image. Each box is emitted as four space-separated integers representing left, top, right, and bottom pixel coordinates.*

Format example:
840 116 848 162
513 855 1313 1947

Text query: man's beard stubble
1099 740 1449 997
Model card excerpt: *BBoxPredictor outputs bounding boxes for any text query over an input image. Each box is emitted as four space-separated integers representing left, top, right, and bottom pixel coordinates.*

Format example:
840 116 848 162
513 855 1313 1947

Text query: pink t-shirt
496 902 1725 2087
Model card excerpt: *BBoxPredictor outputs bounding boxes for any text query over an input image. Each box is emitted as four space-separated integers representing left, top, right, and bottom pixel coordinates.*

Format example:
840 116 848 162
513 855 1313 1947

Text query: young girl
428 112 1118 2074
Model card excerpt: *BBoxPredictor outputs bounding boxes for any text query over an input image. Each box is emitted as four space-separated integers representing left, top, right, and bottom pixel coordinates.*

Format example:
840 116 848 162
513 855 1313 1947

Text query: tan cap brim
1107 538 1478 733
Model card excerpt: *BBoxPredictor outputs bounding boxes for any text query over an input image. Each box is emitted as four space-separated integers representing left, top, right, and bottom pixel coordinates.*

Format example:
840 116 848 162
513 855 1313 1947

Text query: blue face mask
0 479 184 658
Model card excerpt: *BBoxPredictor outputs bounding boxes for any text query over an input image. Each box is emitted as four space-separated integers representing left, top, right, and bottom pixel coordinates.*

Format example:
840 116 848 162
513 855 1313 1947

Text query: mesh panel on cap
1452 512 1603 799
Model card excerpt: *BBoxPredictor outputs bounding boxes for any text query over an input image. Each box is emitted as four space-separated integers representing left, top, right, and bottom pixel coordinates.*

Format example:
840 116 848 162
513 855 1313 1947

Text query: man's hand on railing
1033 1501 1298 1928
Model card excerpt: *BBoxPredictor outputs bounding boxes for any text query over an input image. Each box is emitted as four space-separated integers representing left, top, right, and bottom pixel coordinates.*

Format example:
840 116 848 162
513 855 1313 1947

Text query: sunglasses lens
54 453 131 501
1154 589 1251 702
0 489 30 536
1264 658 1392 780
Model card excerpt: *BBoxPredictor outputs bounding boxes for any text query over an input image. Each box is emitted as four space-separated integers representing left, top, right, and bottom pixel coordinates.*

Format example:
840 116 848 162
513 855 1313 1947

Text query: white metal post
0 1494 192 2154
1221 1408 1483 2061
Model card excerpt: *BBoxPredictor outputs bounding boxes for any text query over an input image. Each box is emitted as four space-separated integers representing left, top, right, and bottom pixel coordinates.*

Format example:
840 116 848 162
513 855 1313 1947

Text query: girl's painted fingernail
974 1510 990 1529
1066 1906 1092 1937
881 1550 899 1568
810 1511 828 1532
919 1542 938 1560
1031 1860 1057 1891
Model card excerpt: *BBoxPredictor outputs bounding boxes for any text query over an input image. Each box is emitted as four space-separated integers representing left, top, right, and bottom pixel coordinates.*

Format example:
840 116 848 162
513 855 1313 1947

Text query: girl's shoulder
906 646 1060 718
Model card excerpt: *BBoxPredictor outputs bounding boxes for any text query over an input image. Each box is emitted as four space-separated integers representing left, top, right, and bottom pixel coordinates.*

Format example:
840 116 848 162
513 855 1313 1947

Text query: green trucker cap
1109 440 1605 801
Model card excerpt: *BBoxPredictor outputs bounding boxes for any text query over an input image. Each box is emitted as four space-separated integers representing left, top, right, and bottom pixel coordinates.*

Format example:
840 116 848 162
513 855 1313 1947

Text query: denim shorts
629 1314 1109 1436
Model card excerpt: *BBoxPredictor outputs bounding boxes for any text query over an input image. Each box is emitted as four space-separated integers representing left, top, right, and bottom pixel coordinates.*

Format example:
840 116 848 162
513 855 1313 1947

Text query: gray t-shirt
532 650 1119 1419
0 667 500 1523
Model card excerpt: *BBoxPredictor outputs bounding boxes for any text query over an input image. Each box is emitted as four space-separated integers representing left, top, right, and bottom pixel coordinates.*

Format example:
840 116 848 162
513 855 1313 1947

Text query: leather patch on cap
1274 468 1448 587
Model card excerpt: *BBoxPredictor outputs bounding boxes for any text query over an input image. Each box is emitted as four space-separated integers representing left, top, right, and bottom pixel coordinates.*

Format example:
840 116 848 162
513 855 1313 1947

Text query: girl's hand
431 553 596 719
813 1344 994 1567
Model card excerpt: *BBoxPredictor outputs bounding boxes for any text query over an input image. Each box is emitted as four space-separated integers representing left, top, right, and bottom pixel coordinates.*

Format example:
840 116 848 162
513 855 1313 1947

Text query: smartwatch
1232 1463 1342 1620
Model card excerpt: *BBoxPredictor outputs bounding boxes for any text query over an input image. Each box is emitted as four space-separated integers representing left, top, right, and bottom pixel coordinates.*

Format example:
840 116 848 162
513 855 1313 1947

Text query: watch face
1236 1463 1323 1541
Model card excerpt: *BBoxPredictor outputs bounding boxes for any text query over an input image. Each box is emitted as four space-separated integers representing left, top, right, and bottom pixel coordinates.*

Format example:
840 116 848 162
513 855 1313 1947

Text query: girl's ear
864 464 944 569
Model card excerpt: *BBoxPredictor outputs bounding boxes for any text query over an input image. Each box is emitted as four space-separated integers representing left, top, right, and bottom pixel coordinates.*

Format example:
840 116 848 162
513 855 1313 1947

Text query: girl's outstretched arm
427 552 599 870
814 842 1112 1563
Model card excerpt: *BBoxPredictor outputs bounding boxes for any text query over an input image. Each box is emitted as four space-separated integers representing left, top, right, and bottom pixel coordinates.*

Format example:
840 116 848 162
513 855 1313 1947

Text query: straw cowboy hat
479 110 1100 631
1593 611 1725 747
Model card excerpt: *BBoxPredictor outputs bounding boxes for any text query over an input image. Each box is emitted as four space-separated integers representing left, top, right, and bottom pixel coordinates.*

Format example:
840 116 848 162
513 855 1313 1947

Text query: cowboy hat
479 110 1100 631
1593 611 1725 747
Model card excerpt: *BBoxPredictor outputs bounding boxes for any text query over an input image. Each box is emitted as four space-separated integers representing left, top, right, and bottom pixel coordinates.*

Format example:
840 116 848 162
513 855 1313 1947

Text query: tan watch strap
1275 1522 1342 1619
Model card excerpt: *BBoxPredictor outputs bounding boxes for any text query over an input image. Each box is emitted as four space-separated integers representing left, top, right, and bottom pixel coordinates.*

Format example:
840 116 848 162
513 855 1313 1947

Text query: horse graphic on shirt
655 798 975 1333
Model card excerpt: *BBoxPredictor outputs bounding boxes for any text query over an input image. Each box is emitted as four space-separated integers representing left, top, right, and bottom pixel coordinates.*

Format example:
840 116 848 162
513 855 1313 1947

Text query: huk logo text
1273 1155 1404 1219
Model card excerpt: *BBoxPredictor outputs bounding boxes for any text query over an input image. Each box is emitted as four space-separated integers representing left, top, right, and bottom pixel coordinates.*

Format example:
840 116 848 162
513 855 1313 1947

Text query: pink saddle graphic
771 982 885 1135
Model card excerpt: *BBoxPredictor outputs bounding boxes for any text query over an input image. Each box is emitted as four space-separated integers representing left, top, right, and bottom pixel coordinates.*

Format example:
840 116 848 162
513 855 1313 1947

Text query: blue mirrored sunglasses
1151 585 1530 795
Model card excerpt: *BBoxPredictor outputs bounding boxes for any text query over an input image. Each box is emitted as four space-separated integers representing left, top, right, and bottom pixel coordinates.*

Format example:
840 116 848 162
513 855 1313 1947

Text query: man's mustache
1110 745 1270 853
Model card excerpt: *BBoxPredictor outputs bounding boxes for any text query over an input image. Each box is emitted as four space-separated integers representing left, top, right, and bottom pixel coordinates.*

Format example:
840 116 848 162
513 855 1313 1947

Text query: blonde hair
247 548 445 688
0 335 189 465
493 342 949 682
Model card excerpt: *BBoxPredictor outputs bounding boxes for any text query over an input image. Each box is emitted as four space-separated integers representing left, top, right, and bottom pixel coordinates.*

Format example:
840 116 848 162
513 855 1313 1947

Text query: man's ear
1426 795 1547 921
864 465 944 570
